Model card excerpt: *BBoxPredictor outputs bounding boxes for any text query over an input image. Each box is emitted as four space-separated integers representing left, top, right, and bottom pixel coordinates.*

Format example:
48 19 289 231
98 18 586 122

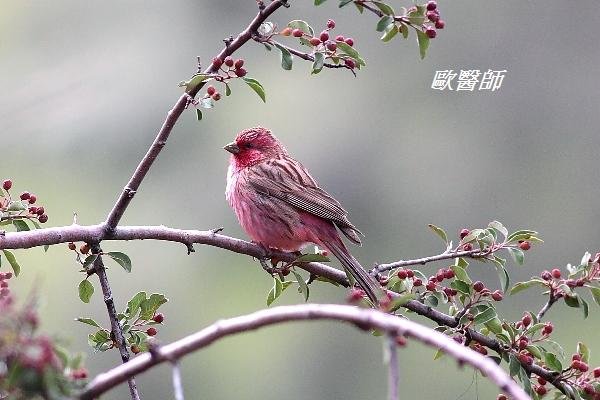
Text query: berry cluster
280 19 359 69
423 1 445 39
130 313 164 354
1 178 49 225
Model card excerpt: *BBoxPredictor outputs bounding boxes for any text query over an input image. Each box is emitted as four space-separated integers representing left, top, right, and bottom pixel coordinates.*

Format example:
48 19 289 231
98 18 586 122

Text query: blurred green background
2 1 600 399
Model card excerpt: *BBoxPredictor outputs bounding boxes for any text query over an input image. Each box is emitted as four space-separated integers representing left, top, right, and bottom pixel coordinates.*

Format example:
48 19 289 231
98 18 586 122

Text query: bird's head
224 127 286 169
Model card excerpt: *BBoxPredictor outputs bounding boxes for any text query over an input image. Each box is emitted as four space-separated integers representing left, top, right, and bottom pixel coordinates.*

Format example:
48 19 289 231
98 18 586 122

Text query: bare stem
536 291 558 321
79 304 529 400
387 335 399 400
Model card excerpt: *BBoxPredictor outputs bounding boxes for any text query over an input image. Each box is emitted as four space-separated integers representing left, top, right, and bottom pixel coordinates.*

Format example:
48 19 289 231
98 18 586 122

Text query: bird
224 126 382 303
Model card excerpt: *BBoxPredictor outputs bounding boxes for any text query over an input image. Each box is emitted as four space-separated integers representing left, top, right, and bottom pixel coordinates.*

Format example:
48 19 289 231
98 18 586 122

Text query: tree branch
79 304 530 400
387 334 399 400
372 249 488 275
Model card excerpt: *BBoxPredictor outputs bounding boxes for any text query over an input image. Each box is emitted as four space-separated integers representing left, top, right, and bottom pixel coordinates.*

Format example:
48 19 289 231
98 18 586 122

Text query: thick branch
79 304 529 400
103 0 286 232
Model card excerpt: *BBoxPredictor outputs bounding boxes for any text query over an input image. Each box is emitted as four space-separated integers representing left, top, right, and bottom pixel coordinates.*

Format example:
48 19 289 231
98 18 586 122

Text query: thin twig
536 291 558 321
90 244 140 400
372 249 488 274
172 362 185 400
265 39 355 74
387 334 399 400
78 304 529 400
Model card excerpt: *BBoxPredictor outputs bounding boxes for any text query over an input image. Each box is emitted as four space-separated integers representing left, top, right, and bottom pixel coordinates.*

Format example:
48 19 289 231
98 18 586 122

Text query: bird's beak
223 142 240 154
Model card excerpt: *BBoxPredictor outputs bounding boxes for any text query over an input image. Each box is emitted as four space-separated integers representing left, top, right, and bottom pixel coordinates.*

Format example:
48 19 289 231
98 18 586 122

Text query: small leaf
492 258 510 293
196 109 202 121
544 352 562 372
580 296 589 318
388 293 415 312
76 318 101 328
127 291 147 318
267 277 284 306
2 250 21 276
376 16 394 32
140 293 168 320
7 201 26 212
181 73 209 93
314 0 328 6
276 45 293 70
518 366 532 396
509 279 545 295
287 20 314 37
506 229 538 243
372 1 395 15
338 0 353 7
427 224 448 245
354 2 364 13
242 77 266 102
381 24 399 42
78 280 94 303
508 354 520 377
508 247 525 265
82 254 98 270
473 305 497 325
107 251 132 273
416 30 430 60
400 23 409 39
292 270 309 301
577 342 590 363
336 42 366 66
12 219 30 232
488 221 508 238
451 280 471 296
590 287 600 306
225 83 231 96
311 52 325 75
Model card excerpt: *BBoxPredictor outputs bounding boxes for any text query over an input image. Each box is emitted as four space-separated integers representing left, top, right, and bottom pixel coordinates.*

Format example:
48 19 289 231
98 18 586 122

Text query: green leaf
577 342 590 363
127 291 147 318
314 0 328 5
196 109 202 121
288 20 314 36
225 83 231 96
292 270 309 302
590 287 600 306
376 16 394 32
508 354 520 377
544 352 562 372
78 280 94 303
508 247 525 265
427 224 448 245
82 254 98 270
242 77 266 102
381 24 399 42
518 366 532 396
400 23 408 39
415 30 430 60
76 318 101 328
526 345 543 360
267 277 284 306
492 258 510 293
506 230 538 243
488 221 508 238
181 73 209 93
336 42 366 66
509 279 545 295
106 251 132 273
450 265 471 284
311 52 325 75
7 201 26 212
372 1 395 15
338 0 353 7
2 250 21 276
565 294 580 308
580 296 589 318
388 293 415 312
451 280 471 296
140 293 168 320
12 219 30 232
294 253 330 263
473 305 497 325
354 2 364 13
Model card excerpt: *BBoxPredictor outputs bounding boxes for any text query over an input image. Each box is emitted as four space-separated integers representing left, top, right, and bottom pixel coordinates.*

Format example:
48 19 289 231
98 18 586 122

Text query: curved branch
79 304 530 400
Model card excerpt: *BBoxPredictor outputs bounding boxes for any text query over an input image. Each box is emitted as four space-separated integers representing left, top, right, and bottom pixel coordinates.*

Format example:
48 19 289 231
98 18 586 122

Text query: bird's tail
323 239 383 305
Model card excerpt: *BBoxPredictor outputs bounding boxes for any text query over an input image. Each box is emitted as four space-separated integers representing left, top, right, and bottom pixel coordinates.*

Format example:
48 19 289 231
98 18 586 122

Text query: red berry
2 180 12 190
583 384 595 395
206 86 216 96
292 29 303 37
463 243 473 251
497 395 507 400
522 313 532 327
537 377 547 386
38 214 48 223
224 57 234 67
413 278 423 287
28 206 37 214
542 322 553 335
153 313 165 323
426 1 437 11
1 282 8 288
80 243 90 254
211 57 223 68
551 269 561 279
435 271 445 282
20 192 30 201
281 27 292 36
234 59 244 69
572 354 582 361
593 367 600 378
309 37 321 46
4 272 12 279
535 385 547 396
146 327 158 336
491 290 503 301
35 206 44 215
426 281 436 291
443 269 455 279
426 11 439 22
473 281 485 292
327 19 335 29
406 269 414 278
319 30 329 42
131 345 141 354
395 336 407 347
576 278 585 287
68 242 76 250
571 359 581 369
28 194 36 204
579 362 589 372
234 68 247 77
326 42 337 52
397 269 408 279
212 92 221 101
425 27 437 39
347 288 365 303
519 241 531 251
460 228 470 239
435 19 445 29
344 37 354 47
518 338 528 350
541 270 552 281
0 288 9 296
335 35 345 42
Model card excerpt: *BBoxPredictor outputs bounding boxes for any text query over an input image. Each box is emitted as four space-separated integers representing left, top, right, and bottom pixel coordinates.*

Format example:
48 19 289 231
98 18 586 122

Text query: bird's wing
247 156 363 244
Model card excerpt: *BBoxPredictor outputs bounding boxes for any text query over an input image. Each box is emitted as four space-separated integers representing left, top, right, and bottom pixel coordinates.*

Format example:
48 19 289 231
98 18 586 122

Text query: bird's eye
243 143 253 149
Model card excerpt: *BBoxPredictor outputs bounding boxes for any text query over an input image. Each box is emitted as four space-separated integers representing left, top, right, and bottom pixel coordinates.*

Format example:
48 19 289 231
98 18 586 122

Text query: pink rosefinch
224 127 382 303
